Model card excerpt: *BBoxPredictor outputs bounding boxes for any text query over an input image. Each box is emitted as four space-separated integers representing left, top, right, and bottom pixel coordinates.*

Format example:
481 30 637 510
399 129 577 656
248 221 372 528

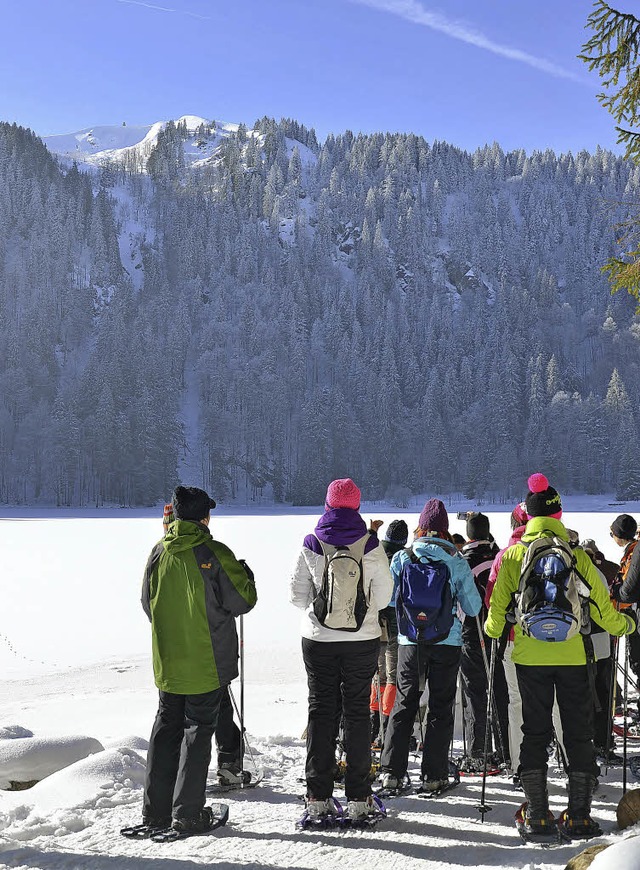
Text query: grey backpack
312 535 370 631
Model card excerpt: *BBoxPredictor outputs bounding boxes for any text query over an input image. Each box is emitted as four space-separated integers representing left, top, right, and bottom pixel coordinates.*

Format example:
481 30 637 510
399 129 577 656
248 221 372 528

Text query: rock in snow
0 735 104 788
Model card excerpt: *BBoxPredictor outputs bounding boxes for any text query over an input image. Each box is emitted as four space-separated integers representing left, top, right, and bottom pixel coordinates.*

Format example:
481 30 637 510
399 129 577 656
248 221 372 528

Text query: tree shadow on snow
0 845 300 870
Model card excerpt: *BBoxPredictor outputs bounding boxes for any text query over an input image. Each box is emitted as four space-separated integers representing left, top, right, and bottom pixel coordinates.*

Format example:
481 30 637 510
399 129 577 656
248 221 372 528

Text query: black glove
611 579 623 602
238 559 254 582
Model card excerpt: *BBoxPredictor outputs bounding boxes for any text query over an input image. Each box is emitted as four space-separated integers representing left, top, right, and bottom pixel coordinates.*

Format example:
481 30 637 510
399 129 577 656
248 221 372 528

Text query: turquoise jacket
391 537 482 647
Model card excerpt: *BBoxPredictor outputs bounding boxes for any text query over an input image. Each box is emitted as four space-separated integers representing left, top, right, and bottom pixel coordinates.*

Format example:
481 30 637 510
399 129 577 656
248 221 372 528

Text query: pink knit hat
325 478 361 510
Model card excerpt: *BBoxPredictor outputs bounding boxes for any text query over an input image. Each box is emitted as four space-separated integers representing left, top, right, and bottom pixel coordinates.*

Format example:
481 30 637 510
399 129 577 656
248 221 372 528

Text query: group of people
132 475 639 839
290 473 639 836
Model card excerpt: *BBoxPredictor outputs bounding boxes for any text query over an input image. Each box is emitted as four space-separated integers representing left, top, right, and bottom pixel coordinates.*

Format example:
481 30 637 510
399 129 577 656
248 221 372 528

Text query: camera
456 511 478 521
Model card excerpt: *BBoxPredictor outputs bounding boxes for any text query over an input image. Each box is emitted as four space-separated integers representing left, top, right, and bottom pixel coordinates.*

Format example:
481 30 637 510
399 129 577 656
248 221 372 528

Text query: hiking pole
604 634 621 776
475 614 508 768
240 614 245 775
623 634 630 795
459 674 467 760
616 659 639 694
476 638 496 821
228 684 259 772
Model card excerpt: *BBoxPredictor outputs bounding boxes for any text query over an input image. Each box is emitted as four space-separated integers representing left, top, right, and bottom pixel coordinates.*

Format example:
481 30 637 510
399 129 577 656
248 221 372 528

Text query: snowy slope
0 512 639 869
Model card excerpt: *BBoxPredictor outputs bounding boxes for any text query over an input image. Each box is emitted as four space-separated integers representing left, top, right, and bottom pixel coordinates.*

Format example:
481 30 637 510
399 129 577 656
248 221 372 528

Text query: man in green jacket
140 485 257 834
486 473 636 839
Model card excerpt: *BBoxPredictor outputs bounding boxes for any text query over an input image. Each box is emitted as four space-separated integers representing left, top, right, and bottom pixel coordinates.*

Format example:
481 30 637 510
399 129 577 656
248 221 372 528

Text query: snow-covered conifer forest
1 114 639 507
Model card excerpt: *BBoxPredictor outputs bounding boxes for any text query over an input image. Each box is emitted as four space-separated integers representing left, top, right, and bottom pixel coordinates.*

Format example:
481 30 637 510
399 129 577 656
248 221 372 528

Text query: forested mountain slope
1 116 638 505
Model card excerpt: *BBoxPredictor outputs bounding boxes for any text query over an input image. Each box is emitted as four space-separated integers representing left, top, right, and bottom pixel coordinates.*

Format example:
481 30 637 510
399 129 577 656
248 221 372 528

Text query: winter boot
217 762 251 786
380 771 401 790
171 806 215 834
519 769 556 835
305 797 341 822
557 771 601 838
345 795 381 822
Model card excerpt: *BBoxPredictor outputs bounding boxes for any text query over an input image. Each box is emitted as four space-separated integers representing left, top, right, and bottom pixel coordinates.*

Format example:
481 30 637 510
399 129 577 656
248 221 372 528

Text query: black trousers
516 664 596 774
381 642 461 780
144 688 222 822
216 685 242 765
460 623 509 757
302 637 379 801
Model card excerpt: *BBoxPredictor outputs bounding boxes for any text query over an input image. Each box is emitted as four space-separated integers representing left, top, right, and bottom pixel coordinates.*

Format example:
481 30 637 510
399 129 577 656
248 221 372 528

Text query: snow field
0 511 639 868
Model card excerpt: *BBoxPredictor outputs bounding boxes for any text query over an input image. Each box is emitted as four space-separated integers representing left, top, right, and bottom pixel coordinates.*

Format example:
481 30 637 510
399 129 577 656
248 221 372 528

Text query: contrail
115 0 211 21
349 0 586 84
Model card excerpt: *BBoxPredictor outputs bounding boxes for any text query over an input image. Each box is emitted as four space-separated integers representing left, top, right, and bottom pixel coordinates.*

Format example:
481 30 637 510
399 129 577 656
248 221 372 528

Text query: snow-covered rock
590 836 640 868
0 735 104 788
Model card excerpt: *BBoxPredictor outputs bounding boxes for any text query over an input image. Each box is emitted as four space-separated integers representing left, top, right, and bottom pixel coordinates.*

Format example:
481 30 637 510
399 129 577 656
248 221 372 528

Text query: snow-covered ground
0 510 639 869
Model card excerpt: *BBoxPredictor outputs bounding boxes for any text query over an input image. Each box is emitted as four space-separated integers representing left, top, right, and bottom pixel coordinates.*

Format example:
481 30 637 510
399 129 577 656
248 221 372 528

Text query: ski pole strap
582 634 601 714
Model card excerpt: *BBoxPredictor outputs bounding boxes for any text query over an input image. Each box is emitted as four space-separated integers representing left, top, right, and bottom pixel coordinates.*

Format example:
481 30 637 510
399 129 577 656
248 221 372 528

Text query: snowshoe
556 809 602 840
417 761 460 798
515 802 566 846
207 767 264 794
458 755 501 778
150 804 229 843
120 818 171 839
613 722 640 740
296 796 344 830
341 795 387 828
375 773 412 798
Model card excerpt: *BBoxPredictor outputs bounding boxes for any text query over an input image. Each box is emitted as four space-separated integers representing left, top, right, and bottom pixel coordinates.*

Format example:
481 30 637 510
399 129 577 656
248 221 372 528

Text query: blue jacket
391 537 482 647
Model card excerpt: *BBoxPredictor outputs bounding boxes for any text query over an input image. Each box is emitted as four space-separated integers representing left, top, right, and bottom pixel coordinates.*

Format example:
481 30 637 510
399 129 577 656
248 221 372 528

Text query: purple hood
304 508 378 556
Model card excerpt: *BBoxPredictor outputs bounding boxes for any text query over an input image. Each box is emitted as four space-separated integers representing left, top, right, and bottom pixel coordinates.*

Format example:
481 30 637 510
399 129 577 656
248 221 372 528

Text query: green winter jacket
141 520 257 694
485 516 635 666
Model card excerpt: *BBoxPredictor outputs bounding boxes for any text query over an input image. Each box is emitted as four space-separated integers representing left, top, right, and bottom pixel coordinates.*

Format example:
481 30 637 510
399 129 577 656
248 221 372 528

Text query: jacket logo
201 563 212 569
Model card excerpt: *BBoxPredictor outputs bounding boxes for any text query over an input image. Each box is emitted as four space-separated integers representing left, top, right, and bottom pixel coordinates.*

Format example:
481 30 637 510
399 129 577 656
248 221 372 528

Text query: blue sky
0 0 620 154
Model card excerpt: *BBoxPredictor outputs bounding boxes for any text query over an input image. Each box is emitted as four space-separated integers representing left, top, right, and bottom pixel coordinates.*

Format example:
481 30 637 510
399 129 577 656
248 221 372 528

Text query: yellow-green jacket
485 517 635 666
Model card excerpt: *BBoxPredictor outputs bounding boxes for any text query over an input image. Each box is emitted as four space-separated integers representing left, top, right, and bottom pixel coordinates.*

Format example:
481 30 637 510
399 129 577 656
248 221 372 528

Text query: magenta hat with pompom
525 473 562 519
325 478 361 511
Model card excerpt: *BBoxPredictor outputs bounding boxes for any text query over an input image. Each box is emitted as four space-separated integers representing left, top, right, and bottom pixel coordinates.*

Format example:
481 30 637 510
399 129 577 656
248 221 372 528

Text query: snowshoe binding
556 809 602 840
458 754 501 778
120 817 171 840
341 795 387 828
417 761 460 798
515 802 566 846
296 796 344 830
149 804 229 843
375 772 412 798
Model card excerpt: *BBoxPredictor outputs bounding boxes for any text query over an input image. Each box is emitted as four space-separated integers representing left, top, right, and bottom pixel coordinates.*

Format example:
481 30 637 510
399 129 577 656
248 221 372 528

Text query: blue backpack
396 552 455 643
513 537 592 642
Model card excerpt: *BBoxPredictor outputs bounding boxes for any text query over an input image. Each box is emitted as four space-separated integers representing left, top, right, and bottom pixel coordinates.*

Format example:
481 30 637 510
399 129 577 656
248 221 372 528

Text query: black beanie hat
611 514 637 541
384 519 409 545
171 485 216 521
525 472 562 518
466 512 490 541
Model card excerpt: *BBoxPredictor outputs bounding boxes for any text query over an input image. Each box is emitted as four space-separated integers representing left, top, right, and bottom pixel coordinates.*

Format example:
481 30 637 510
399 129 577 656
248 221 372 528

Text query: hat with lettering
525 473 562 519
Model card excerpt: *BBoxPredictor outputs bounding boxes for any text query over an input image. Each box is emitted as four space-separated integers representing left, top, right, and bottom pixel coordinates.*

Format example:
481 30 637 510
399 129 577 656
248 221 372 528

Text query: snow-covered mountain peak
42 115 243 170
